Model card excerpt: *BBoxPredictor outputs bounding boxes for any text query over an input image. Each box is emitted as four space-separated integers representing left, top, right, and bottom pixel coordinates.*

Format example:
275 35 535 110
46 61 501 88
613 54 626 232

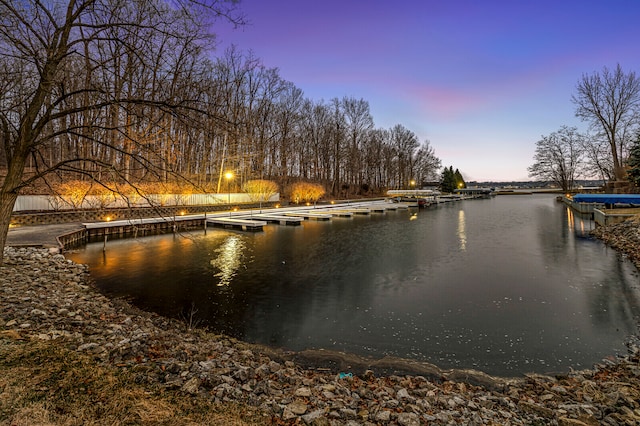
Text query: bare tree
528 126 586 192
581 132 614 183
413 140 442 184
389 124 419 189
341 96 373 194
0 0 242 264
572 64 640 181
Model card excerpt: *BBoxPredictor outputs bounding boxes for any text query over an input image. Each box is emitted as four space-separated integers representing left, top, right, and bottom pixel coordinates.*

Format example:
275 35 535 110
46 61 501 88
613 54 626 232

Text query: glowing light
225 171 234 180
306 202 311 206
330 200 335 204
105 216 112 222
180 211 185 216
275 204 280 208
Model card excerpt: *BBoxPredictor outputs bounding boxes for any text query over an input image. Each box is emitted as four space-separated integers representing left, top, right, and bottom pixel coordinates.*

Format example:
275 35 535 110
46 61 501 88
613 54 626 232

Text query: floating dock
283 212 332 221
250 214 303 225
206 217 266 231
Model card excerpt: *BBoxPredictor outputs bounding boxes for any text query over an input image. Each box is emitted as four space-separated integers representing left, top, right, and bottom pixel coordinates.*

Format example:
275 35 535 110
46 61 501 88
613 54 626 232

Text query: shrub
56 181 92 209
290 182 325 204
242 180 279 203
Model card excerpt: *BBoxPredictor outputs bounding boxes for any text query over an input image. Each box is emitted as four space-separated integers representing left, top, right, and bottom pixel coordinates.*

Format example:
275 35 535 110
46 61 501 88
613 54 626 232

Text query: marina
65 194 640 376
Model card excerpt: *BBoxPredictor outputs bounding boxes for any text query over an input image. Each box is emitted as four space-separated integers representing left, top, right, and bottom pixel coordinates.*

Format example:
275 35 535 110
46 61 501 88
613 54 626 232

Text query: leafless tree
528 126 587 192
572 64 640 181
0 0 242 264
581 132 614 183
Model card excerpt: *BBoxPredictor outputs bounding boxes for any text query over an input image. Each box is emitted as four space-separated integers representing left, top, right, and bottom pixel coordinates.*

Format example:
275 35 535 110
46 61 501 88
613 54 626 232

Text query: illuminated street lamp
225 171 234 216
410 179 416 190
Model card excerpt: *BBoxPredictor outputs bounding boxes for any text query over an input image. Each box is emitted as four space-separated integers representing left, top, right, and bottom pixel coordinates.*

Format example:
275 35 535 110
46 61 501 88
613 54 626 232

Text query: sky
213 0 640 182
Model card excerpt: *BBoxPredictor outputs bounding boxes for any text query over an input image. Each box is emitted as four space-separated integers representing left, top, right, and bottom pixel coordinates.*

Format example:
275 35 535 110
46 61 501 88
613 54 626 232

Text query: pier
564 194 640 225
9 196 475 251
206 217 267 231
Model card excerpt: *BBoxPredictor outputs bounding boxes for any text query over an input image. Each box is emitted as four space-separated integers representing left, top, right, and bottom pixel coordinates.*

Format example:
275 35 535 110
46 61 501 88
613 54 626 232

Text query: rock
339 408 357 419
518 400 555 418
181 377 200 394
558 417 589 426
287 400 308 415
396 388 410 400
295 387 312 397
301 409 325 424
3 246 640 426
397 412 420 426
375 410 391 422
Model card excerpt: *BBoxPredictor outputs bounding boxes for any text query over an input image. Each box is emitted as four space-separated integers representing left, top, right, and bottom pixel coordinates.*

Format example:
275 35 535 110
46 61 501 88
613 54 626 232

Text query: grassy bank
0 334 269 426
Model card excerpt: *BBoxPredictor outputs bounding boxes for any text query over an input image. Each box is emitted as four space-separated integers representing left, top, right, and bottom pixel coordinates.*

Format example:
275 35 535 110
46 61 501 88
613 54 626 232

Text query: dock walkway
206 217 266 231
7 197 472 250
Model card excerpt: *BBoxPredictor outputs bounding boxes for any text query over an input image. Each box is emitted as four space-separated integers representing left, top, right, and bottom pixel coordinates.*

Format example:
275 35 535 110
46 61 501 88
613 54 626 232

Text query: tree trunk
0 191 18 266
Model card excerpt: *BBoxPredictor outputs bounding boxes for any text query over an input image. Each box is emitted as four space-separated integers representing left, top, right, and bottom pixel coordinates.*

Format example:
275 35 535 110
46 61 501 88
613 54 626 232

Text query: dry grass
0 335 271 426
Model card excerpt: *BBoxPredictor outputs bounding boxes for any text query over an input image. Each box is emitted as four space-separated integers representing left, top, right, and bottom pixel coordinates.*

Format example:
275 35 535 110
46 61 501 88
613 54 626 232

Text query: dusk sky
214 1 640 182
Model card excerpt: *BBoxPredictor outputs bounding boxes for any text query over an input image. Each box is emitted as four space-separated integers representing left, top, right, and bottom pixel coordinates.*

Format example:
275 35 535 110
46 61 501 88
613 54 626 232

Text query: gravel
2 240 640 425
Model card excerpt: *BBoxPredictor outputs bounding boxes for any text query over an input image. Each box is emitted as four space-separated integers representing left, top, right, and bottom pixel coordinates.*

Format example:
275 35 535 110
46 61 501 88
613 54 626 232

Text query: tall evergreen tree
627 133 640 188
454 169 466 189
440 166 456 193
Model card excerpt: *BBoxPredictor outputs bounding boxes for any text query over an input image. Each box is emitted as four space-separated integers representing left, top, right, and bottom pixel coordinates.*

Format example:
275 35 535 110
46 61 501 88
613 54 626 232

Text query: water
66 195 640 376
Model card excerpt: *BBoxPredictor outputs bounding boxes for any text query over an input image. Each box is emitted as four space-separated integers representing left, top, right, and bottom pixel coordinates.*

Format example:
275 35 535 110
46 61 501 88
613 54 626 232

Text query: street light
225 171 234 216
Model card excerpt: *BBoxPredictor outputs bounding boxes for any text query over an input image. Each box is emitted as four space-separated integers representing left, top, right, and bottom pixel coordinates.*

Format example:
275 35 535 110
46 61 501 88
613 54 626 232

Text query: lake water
65 194 640 376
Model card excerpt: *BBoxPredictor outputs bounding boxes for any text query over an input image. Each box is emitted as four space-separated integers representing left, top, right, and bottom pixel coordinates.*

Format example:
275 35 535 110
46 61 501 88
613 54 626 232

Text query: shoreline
2 245 640 424
590 215 640 270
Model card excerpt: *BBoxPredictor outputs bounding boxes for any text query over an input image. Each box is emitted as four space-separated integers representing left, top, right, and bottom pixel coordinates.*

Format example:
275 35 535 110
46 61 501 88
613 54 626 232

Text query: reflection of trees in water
242 218 386 349
564 208 640 332
536 203 640 333
588 256 640 332
199 216 396 349
537 204 572 265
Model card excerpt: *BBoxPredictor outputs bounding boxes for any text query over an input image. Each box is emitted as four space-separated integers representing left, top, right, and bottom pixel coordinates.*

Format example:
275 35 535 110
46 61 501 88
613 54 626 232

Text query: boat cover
572 194 640 204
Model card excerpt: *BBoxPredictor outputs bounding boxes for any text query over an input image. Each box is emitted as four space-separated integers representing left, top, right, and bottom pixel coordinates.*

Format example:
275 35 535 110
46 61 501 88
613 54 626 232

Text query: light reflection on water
210 235 246 286
66 195 640 376
457 209 466 251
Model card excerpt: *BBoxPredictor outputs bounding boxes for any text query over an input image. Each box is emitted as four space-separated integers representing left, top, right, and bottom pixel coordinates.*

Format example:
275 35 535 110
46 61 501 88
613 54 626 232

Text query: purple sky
213 0 640 182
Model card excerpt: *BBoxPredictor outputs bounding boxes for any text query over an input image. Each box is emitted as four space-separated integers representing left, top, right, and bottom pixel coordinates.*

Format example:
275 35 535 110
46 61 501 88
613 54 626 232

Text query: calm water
66 195 640 376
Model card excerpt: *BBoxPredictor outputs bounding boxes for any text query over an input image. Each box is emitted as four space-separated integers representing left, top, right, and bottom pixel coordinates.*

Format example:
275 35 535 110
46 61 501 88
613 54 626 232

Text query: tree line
0 4 441 200
0 0 444 264
529 64 640 191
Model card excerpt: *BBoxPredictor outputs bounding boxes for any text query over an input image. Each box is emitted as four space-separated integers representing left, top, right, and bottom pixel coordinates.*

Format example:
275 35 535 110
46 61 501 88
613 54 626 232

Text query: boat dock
206 217 267 231
250 214 303 225
9 196 475 251
283 212 332 221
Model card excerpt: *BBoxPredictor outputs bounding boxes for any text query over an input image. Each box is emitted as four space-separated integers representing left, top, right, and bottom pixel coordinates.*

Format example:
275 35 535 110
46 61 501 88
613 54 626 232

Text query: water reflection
210 235 246 286
457 210 466 251
66 195 640 376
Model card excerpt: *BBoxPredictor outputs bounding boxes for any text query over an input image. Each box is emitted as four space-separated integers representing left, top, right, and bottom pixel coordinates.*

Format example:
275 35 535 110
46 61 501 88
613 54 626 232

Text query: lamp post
225 171 233 216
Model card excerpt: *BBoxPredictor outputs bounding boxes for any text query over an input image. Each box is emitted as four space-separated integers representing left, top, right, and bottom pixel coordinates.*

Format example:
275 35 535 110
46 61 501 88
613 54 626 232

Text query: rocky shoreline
2 219 640 425
590 215 640 270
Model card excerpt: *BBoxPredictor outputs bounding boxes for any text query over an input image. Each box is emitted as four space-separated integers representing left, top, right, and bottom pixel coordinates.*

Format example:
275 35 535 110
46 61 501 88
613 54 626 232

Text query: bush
242 180 279 202
290 182 325 204
56 181 92 209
